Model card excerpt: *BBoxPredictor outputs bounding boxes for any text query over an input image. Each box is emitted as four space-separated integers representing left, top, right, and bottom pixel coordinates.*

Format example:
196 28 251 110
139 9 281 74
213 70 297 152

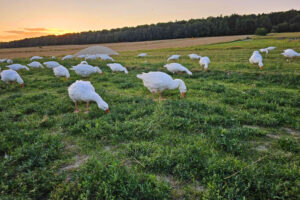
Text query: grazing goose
27 61 44 68
1 69 24 87
107 63 128 74
62 55 73 60
138 53 147 57
6 59 13 64
249 51 263 70
188 54 201 60
68 80 109 113
281 49 300 60
267 46 276 51
199 56 210 71
70 63 102 77
43 61 60 69
0 59 7 63
164 63 192 75
7 64 29 71
52 56 56 59
260 48 269 54
96 54 114 61
137 71 187 101
53 65 70 79
30 56 43 60
167 55 180 62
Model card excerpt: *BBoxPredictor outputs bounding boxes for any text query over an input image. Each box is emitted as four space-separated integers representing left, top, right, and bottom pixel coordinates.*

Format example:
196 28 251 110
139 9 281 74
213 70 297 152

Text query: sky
0 0 299 42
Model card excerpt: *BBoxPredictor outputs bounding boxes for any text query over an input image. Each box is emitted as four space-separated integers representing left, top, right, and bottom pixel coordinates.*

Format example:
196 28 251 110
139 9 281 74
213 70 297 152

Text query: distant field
0 33 299 199
0 35 252 59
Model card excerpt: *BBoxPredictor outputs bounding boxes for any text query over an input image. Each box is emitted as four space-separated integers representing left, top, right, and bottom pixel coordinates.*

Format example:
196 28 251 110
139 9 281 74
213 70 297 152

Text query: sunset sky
1 0 299 42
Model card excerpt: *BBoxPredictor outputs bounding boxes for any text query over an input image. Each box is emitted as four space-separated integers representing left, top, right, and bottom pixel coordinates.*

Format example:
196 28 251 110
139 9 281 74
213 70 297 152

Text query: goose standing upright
107 63 128 74
68 80 109 113
199 56 210 71
164 63 192 75
1 69 24 87
137 71 187 101
7 64 29 71
53 65 70 79
249 51 263 70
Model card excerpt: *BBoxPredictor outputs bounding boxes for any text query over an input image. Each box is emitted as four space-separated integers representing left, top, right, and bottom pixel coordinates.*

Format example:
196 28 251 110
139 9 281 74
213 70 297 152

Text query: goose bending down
53 65 70 79
70 63 102 77
68 80 109 113
52 56 56 59
0 59 7 63
138 53 147 57
0 69 24 87
189 54 201 60
96 54 114 61
164 63 192 75
167 55 180 62
6 59 13 64
30 56 43 60
27 61 44 68
43 61 60 69
281 49 300 60
267 46 276 51
137 71 187 101
199 56 210 71
62 55 73 60
249 51 263 70
260 48 269 54
7 64 29 71
107 63 128 74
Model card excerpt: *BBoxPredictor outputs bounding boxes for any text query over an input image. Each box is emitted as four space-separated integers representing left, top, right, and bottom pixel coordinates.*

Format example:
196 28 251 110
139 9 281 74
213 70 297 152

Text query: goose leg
74 102 79 113
159 92 166 101
84 102 89 113
152 91 156 101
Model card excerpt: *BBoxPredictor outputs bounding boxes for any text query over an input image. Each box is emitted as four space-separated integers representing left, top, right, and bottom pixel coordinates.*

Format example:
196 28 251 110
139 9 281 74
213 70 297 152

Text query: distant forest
1 10 299 48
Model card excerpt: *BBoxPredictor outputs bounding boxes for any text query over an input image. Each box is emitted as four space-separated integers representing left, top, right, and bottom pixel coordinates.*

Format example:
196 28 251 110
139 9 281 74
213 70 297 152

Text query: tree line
1 10 299 48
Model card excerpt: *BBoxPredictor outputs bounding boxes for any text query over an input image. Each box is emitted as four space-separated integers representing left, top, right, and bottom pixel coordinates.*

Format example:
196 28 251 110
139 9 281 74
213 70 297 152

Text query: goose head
94 66 102 75
174 79 187 98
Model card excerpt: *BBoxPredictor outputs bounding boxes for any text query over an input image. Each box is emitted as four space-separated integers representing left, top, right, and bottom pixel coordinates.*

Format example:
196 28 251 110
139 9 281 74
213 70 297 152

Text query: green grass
1 34 300 199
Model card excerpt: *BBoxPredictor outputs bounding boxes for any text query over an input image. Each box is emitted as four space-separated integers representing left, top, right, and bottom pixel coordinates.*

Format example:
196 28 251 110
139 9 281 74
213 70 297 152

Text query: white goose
107 63 128 74
249 51 263 70
7 64 29 71
164 63 192 75
80 61 88 64
267 46 276 51
0 69 24 87
30 56 43 60
27 61 44 68
189 54 201 60
138 53 147 57
62 55 73 60
43 61 60 69
137 71 187 101
68 80 109 113
53 65 70 79
96 54 114 61
260 48 269 54
70 63 102 77
199 56 210 71
52 56 56 59
6 59 13 64
167 55 180 62
281 49 300 60
0 59 7 63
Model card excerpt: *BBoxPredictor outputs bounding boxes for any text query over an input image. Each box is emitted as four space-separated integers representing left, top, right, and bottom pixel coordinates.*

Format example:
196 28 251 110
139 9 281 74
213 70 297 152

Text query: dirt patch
267 134 280 139
282 128 300 137
0 35 252 59
60 155 89 172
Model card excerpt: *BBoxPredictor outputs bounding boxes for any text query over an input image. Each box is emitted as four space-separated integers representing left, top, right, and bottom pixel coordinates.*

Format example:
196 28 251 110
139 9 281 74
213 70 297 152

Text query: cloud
24 28 49 31
5 30 26 34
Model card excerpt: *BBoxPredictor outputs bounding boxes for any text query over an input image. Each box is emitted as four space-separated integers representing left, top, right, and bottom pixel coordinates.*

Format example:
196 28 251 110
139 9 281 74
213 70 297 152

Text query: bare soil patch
0 35 252 59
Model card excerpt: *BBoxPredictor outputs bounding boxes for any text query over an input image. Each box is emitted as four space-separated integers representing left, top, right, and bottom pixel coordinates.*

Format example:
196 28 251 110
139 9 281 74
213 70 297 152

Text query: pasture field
0 34 300 199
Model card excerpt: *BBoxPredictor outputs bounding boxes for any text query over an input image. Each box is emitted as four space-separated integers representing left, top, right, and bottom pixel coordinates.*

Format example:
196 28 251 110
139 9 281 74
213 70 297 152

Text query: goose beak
105 109 110 114
21 83 24 87
181 92 186 98
260 66 263 70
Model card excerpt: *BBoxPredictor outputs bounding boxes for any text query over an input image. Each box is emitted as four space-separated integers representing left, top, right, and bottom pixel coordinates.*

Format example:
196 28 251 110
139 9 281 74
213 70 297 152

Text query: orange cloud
24 28 49 31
